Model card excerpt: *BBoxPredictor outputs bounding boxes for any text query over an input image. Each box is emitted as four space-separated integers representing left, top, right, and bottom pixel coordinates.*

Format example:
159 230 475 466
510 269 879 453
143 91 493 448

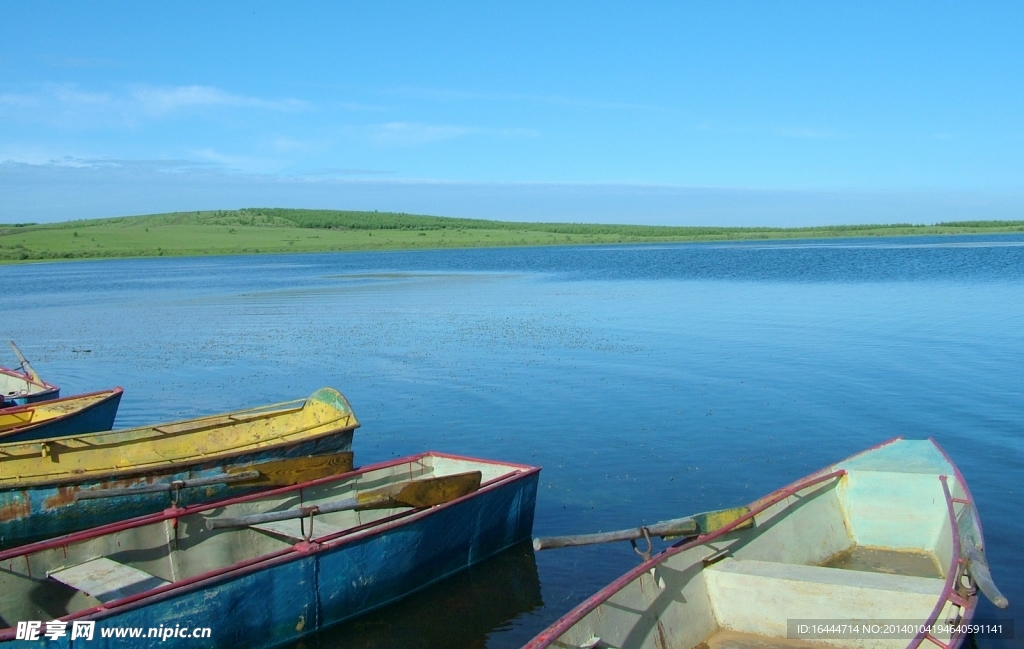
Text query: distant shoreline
2 208 1023 264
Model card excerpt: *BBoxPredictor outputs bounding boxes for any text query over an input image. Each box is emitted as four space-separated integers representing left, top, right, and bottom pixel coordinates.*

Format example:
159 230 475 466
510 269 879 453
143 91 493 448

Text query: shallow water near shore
2 235 1022 648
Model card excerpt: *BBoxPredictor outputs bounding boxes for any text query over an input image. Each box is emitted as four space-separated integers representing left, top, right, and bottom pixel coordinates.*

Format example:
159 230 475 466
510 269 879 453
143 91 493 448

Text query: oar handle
74 470 261 500
534 516 699 551
964 544 1009 609
8 341 42 384
206 494 390 530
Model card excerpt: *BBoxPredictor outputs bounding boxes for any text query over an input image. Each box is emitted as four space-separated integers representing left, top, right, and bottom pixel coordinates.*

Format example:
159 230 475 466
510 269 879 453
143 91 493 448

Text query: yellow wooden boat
0 387 359 549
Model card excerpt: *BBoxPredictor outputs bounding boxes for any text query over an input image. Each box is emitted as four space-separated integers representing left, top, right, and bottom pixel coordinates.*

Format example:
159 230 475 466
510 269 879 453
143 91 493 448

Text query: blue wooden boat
0 387 359 549
0 342 58 406
0 452 540 648
0 388 122 442
524 438 1007 649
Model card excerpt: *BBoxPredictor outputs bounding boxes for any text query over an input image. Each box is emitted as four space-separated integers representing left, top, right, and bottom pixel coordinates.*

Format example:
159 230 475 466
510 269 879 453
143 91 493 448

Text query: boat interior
0 370 48 400
551 440 974 649
0 454 523 629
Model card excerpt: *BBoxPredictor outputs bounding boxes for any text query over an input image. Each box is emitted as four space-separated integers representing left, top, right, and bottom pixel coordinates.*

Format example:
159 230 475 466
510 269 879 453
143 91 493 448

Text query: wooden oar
8 341 43 385
964 543 1009 609
75 471 262 499
206 470 483 530
73 452 355 501
225 452 354 486
533 506 752 551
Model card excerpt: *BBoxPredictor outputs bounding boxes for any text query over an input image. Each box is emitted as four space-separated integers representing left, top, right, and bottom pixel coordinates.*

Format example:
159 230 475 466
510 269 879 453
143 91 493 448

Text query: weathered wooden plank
49 557 169 603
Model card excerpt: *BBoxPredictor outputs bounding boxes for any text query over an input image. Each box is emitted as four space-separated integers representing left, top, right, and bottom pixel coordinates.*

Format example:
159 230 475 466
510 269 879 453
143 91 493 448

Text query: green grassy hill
2 208 1023 262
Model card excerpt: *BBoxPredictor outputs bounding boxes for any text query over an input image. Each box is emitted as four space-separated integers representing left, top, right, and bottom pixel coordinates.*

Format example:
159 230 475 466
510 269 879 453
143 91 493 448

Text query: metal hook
630 526 653 562
301 511 314 543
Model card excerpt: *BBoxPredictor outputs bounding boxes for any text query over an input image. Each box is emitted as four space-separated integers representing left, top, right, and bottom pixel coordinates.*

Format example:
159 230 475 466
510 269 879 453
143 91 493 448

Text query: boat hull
0 453 540 648
0 432 354 549
0 388 358 549
525 438 989 649
138 471 539 649
0 388 123 442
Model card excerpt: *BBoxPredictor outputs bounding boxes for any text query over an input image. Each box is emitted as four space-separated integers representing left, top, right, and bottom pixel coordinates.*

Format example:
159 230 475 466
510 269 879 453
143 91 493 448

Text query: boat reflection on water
315 542 543 649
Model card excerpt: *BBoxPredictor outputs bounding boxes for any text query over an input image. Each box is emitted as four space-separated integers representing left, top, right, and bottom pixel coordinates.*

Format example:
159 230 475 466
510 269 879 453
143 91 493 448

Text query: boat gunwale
523 437 979 649
0 450 535 560
0 406 359 487
0 366 59 393
904 475 966 649
0 394 317 450
910 437 982 649
929 437 984 546
0 451 540 636
0 387 123 439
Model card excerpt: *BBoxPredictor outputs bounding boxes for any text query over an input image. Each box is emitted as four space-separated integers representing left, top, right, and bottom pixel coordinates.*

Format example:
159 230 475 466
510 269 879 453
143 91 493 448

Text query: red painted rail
907 474 972 649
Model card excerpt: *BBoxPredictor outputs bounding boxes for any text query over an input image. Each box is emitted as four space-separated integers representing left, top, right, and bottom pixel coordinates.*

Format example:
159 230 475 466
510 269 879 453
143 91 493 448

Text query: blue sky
2 2 1022 224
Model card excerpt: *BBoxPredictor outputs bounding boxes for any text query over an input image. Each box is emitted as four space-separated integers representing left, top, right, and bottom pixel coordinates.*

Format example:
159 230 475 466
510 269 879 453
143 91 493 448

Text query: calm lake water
2 236 1021 648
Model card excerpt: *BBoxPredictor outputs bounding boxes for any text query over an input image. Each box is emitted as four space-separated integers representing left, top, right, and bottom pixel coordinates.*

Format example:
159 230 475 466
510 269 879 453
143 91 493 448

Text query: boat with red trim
0 452 539 648
0 342 58 406
524 438 1006 649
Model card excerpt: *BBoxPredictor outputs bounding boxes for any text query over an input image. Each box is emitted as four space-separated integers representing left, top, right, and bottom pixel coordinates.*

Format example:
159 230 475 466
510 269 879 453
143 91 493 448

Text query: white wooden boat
525 438 1006 649
0 342 58 406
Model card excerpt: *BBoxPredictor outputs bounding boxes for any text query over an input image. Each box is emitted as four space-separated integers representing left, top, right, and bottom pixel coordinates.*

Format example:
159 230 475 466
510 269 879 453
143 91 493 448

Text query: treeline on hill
934 220 1024 228
233 208 971 236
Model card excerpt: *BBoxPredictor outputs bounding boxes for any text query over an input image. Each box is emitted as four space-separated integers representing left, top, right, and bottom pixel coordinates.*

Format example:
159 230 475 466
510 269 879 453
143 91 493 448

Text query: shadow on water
308 542 543 649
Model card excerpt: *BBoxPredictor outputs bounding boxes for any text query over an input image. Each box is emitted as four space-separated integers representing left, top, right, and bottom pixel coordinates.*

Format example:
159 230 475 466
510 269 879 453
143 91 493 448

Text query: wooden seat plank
48 557 169 603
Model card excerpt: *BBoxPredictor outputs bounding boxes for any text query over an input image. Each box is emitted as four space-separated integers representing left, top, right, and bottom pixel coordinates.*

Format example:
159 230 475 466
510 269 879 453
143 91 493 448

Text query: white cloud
0 83 310 127
130 85 309 115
